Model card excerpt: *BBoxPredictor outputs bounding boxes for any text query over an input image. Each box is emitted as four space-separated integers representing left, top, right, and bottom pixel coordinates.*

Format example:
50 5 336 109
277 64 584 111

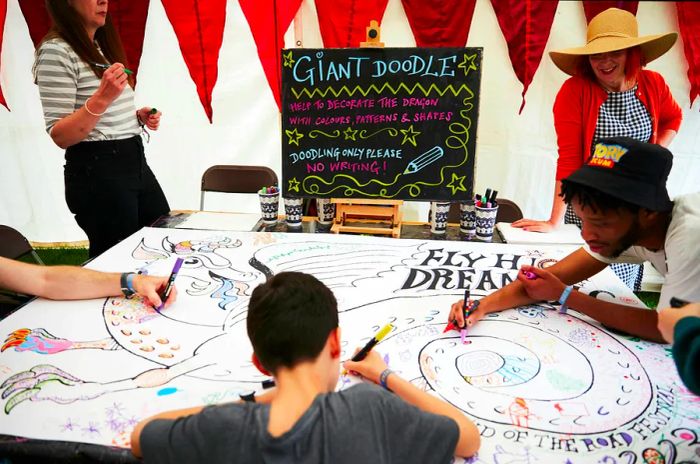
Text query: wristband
84 97 105 117
558 285 573 314
120 272 136 297
379 369 394 392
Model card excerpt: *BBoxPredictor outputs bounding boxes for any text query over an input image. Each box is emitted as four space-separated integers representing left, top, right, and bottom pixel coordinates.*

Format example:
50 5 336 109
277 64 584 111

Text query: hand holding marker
92 62 133 75
443 289 477 344
156 258 183 310
343 324 393 375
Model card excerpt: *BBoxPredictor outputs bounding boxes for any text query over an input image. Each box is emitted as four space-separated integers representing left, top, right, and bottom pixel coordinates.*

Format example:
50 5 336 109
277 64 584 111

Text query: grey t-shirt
140 383 460 463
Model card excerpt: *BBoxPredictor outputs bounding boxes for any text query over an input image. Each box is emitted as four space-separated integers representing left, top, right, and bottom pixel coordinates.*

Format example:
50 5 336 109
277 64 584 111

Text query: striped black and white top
33 37 141 141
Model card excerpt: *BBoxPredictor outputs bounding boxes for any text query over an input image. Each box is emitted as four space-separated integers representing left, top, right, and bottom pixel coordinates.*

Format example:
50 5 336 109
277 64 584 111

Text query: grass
635 291 660 310
29 247 89 266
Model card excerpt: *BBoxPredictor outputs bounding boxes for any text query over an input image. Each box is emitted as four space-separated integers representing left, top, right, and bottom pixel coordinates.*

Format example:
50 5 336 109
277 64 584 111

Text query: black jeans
64 135 170 258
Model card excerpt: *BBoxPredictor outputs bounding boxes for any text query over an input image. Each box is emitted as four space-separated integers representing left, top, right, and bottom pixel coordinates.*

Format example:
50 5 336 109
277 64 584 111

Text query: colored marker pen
149 108 158 115
156 257 184 310
523 270 537 280
460 289 470 343
351 324 393 362
92 62 133 75
670 297 690 308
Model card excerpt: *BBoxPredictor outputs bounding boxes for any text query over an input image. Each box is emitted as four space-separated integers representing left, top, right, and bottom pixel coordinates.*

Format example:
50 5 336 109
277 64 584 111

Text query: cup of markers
316 198 336 225
283 197 304 229
429 201 451 234
258 186 280 225
474 188 499 242
459 200 476 236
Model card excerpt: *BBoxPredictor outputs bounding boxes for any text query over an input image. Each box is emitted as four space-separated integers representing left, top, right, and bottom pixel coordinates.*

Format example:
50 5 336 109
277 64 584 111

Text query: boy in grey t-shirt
131 272 480 463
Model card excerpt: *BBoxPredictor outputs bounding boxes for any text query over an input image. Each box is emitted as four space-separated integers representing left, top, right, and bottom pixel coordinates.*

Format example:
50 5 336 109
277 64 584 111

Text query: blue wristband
558 285 573 314
379 369 394 392
126 273 136 292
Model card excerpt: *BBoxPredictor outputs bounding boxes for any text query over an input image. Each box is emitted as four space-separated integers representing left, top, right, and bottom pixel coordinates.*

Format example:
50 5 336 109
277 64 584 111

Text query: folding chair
0 225 44 264
200 165 278 210
0 225 43 317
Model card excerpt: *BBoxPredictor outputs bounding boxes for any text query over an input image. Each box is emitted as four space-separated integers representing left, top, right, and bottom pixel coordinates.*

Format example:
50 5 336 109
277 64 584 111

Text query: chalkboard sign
281 47 482 201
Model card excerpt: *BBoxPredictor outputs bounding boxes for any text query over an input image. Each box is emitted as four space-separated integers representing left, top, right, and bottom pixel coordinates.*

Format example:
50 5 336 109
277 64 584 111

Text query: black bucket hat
564 137 673 212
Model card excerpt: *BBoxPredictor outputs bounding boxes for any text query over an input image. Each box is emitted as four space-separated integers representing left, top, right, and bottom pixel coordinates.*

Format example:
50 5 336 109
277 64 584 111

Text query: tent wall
0 0 698 242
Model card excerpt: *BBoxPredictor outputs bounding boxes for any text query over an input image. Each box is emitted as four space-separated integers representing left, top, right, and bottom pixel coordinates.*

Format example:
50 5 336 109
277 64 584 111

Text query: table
2 227 692 464
151 210 504 243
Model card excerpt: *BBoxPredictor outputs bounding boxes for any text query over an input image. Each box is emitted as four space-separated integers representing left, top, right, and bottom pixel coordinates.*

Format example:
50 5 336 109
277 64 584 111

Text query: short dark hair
247 272 338 373
560 179 641 214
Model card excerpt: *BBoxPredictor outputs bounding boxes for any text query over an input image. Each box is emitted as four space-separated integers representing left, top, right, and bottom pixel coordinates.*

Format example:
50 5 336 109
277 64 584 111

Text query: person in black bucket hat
446 137 700 343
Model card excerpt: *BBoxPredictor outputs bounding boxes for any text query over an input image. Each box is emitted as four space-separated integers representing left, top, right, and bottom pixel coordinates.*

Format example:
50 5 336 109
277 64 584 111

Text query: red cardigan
553 70 683 180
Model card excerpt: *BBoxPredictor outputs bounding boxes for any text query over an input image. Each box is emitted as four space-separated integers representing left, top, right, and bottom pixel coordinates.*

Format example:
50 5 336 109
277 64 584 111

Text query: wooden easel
331 20 401 238
331 198 402 237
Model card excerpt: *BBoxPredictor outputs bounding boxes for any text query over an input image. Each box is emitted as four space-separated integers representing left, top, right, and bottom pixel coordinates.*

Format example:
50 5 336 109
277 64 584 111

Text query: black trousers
64 135 170 258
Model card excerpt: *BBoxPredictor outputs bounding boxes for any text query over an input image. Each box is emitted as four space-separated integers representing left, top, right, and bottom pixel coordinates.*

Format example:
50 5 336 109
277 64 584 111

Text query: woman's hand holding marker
137 107 161 131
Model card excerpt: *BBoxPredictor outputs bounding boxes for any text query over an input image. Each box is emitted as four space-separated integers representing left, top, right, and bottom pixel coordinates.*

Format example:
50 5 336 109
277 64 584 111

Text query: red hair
624 46 644 81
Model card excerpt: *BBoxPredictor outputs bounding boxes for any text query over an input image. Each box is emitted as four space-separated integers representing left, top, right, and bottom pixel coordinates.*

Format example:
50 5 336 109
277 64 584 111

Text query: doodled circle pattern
380 313 652 435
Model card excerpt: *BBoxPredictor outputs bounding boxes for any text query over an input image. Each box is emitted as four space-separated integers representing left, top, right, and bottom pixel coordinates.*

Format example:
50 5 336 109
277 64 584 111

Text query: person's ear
638 208 658 226
328 328 341 359
252 353 271 376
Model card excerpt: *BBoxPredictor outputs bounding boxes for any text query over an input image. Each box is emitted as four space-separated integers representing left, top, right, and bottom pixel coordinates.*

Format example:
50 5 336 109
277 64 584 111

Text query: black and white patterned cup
284 197 304 228
258 191 279 225
430 201 450 234
316 198 336 224
459 201 476 236
475 204 498 241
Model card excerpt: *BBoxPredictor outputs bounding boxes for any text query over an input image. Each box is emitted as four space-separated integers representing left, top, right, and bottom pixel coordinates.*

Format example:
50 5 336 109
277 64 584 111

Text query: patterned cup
429 201 451 234
258 191 279 225
459 201 476 236
284 197 304 228
475 204 498 241
316 198 336 224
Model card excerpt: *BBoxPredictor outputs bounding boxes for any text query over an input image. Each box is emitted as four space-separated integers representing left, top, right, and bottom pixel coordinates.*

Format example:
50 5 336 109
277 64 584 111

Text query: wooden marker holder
330 21 400 237
331 199 403 238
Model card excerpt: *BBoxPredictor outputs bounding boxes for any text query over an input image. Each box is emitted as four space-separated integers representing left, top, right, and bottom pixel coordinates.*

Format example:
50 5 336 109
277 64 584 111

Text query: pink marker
523 270 537 280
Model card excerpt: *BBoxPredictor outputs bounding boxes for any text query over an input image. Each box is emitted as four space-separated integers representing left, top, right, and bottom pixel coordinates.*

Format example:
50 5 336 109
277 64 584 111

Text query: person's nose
580 222 598 243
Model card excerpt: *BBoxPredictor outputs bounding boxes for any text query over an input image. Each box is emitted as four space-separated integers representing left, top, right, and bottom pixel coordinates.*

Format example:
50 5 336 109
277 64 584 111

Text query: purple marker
157 257 184 310
523 270 537 280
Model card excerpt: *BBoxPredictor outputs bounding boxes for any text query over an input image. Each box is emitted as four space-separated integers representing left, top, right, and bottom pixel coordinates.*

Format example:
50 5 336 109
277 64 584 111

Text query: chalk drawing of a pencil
403 146 444 174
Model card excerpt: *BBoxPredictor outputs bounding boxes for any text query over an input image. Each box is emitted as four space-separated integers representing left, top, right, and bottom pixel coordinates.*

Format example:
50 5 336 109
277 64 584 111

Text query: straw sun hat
549 8 677 76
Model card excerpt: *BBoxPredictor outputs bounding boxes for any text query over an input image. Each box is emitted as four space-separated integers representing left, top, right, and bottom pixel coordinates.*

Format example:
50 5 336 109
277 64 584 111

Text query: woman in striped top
511 8 682 290
34 0 170 258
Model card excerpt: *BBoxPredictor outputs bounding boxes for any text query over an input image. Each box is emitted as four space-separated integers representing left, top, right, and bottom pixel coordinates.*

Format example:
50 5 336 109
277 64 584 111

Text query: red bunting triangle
18 0 51 48
239 0 302 111
162 0 226 122
0 0 6 109
108 0 149 81
490 0 558 113
676 3 700 107
18 0 147 84
401 0 477 47
582 1 638 23
316 0 389 48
